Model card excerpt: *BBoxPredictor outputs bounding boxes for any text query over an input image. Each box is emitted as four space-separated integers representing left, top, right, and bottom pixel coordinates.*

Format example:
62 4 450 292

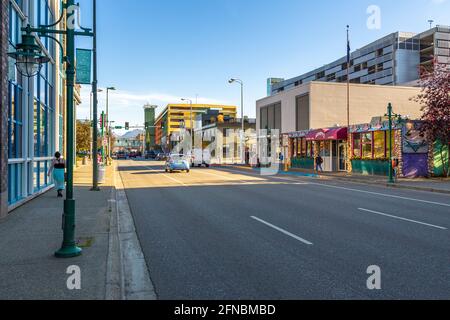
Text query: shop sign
288 130 309 138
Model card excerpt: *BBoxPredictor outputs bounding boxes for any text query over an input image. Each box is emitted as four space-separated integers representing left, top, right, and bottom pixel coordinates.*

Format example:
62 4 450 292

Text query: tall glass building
270 26 450 95
1 0 65 214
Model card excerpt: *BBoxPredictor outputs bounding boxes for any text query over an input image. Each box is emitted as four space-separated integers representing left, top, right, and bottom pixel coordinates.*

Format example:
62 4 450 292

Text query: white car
165 154 190 173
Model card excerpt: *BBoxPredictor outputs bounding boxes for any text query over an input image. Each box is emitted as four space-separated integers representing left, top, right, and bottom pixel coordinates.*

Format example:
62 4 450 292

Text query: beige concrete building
256 81 423 134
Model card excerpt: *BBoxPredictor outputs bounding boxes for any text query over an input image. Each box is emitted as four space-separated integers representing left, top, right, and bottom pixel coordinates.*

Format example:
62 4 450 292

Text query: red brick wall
0 0 9 218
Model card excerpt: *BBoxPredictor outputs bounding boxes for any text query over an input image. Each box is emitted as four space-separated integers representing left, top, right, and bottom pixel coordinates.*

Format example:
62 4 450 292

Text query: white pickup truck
191 149 211 167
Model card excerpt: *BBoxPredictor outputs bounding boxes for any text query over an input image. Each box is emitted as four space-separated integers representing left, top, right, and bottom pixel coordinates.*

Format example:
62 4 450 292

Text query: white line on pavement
309 183 450 208
358 208 448 230
196 169 238 181
216 168 450 208
251 216 314 246
143 166 189 187
215 167 310 184
162 174 188 187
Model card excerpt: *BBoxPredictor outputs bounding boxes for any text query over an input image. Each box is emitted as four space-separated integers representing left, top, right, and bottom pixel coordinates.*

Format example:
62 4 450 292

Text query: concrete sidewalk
0 163 115 300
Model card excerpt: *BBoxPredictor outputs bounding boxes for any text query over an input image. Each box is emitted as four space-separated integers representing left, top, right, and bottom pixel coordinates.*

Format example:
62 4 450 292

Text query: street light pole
385 103 401 184
181 98 194 146
90 88 102 162
56 0 81 258
8 0 95 258
91 0 100 191
229 78 245 164
106 87 116 165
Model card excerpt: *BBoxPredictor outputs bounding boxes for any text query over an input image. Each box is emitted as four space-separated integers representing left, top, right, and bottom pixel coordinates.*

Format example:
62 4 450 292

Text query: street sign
114 126 123 130
76 49 92 84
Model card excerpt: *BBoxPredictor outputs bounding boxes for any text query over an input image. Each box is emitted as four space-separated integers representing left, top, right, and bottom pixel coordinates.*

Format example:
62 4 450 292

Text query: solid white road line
196 169 238 181
214 167 310 184
143 166 189 187
309 183 450 208
251 216 313 246
358 208 448 230
162 174 188 187
216 167 450 208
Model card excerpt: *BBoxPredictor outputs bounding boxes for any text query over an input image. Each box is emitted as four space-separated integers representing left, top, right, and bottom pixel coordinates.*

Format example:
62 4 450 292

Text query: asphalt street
118 159 450 300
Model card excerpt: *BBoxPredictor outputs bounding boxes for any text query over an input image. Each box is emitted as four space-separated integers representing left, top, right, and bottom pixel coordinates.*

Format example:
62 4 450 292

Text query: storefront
288 131 314 170
350 120 399 176
306 127 348 172
350 119 430 178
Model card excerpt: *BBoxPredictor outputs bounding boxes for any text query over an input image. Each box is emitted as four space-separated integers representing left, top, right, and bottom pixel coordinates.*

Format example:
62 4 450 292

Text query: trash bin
82 156 88 165
98 166 106 184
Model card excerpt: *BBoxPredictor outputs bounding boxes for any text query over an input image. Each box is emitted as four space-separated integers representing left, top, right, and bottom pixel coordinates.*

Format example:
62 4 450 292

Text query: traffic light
125 122 130 130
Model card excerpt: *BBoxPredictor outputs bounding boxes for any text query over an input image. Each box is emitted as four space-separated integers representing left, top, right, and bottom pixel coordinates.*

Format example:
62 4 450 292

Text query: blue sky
74 0 450 132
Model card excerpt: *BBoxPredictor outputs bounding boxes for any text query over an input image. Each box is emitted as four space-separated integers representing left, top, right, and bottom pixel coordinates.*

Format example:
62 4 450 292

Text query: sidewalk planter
291 157 314 170
98 166 106 184
351 159 389 176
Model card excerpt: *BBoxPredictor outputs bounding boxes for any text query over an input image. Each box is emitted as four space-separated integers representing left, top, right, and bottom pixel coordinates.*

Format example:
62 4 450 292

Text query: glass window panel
374 131 386 159
40 105 46 155
362 143 373 158
34 100 39 156
33 162 39 191
353 133 362 158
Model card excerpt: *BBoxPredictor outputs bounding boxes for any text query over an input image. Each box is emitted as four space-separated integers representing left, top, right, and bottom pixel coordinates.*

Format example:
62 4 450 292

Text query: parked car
116 152 127 160
165 154 190 173
129 151 142 159
145 150 158 159
156 153 169 161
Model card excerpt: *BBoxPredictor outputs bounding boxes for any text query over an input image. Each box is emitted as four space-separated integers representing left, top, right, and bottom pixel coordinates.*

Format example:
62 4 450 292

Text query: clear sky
74 0 450 133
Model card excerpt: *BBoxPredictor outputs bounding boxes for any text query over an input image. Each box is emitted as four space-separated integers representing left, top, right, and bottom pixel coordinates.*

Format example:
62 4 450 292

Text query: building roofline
257 80 422 104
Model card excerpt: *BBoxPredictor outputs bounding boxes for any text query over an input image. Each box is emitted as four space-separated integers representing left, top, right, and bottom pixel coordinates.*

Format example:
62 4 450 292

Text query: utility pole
91 0 100 191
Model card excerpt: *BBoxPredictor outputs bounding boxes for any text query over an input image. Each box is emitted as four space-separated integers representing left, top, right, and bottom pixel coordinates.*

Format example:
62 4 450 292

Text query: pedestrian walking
316 155 324 172
392 158 399 182
48 152 66 198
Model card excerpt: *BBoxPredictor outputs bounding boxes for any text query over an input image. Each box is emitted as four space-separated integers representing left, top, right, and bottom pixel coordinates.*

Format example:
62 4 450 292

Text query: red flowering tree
415 63 450 177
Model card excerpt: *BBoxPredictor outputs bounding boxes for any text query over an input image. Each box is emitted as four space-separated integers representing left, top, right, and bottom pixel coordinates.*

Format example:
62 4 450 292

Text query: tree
76 120 91 154
415 63 450 177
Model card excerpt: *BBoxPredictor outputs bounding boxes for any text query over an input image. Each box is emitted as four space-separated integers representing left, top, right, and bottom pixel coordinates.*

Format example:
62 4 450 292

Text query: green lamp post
385 103 402 184
8 0 95 258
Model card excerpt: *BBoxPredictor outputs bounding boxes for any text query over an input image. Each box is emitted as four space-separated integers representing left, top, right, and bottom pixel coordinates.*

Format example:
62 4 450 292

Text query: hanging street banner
76 49 92 84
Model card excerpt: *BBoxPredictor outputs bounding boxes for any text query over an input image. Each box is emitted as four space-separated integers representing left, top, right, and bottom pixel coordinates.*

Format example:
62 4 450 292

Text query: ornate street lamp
385 103 403 184
8 0 95 258
8 33 50 77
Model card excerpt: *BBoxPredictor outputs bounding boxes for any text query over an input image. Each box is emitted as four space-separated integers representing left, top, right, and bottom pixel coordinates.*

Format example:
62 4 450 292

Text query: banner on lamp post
76 48 92 84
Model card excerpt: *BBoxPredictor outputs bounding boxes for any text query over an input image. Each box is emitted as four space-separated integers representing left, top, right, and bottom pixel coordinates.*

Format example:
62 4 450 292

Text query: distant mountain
120 129 144 139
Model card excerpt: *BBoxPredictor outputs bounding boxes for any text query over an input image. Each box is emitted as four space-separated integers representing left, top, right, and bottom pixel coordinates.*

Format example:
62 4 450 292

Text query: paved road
118 159 450 300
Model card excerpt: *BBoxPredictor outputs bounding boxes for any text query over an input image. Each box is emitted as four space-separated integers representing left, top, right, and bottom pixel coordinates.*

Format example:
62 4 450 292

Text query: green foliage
76 120 91 153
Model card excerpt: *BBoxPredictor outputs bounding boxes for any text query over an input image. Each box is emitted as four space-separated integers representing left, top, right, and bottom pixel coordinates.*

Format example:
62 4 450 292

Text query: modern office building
1 0 69 216
270 26 450 95
155 104 237 151
257 81 422 135
256 81 423 173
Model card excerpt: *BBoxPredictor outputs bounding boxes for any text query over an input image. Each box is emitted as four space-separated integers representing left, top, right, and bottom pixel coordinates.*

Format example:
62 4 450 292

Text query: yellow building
155 104 237 150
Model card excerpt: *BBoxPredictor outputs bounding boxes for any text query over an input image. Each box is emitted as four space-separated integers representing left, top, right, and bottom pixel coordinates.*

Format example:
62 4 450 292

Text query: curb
114 163 157 300
105 164 123 300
